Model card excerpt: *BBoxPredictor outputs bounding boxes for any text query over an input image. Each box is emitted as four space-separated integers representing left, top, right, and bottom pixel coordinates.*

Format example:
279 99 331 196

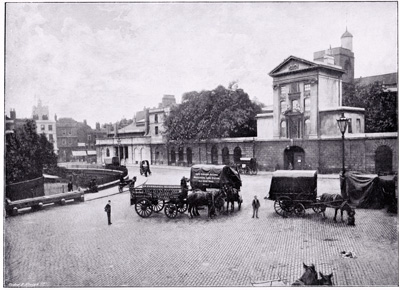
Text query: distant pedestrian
67 181 73 192
104 200 112 225
252 195 260 218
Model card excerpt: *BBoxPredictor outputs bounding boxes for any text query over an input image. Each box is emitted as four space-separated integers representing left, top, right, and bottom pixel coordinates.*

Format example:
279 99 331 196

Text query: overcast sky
5 2 398 128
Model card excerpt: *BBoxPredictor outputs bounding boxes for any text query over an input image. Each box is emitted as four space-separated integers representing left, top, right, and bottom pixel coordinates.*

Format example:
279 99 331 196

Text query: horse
223 184 242 213
318 272 333 286
319 193 355 225
292 263 319 286
187 189 225 219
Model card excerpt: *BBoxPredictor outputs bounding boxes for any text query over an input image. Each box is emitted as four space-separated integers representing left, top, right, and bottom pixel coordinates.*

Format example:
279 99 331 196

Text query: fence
6 177 45 201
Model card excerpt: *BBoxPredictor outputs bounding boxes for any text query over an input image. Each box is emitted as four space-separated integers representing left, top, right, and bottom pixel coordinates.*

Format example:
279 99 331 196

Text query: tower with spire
313 28 355 83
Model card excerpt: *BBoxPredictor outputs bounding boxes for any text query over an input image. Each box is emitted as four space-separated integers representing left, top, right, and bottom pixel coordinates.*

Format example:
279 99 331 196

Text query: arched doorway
178 147 184 165
211 145 218 164
375 145 392 174
284 146 305 170
233 147 242 164
222 147 230 165
170 147 176 165
187 147 193 166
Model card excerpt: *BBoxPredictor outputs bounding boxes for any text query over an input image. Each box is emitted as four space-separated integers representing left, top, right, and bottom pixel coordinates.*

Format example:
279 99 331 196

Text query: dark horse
187 189 225 219
292 263 319 286
319 193 355 225
318 272 333 286
223 184 242 213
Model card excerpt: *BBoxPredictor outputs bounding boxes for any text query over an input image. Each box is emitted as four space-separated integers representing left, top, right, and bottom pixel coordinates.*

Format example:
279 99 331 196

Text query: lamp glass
337 113 348 134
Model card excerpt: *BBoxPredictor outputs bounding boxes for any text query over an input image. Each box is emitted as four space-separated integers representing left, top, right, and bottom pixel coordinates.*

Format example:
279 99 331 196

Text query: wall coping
319 106 365 113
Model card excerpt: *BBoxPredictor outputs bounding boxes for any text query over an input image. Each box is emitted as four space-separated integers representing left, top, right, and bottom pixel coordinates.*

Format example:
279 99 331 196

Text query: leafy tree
343 82 397 133
6 120 58 184
163 84 262 144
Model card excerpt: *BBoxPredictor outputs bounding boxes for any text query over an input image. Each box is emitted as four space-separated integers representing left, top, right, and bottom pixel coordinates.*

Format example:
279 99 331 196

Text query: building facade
32 100 58 153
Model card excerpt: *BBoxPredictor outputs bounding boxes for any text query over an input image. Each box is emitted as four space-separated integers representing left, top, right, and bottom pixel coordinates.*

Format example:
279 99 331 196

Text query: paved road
4 166 398 286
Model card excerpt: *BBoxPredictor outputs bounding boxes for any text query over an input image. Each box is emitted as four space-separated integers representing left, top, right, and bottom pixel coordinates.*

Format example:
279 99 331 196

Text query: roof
272 170 317 178
43 174 61 179
72 151 87 157
355 73 398 87
118 122 146 134
87 150 96 155
341 29 353 38
269 55 344 77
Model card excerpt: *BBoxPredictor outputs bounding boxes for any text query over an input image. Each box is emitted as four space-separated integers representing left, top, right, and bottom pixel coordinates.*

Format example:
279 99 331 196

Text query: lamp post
336 112 349 174
117 137 121 162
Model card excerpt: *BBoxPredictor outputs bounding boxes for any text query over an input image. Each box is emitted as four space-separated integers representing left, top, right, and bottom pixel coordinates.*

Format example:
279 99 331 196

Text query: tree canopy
343 81 397 133
6 120 58 184
163 84 263 144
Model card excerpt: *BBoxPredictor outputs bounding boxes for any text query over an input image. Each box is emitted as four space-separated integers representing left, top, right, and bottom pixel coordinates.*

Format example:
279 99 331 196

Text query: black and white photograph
4 1 398 287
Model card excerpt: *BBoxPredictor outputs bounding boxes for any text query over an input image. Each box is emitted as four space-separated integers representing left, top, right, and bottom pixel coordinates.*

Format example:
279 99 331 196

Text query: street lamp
337 112 349 174
117 138 121 162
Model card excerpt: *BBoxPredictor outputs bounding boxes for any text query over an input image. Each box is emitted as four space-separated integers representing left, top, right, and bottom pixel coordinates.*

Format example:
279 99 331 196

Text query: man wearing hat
104 200 112 225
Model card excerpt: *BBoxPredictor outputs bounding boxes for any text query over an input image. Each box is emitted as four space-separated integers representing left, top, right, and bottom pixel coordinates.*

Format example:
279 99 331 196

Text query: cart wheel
177 202 188 213
135 198 153 218
152 199 165 212
294 203 306 217
274 197 293 216
164 204 178 218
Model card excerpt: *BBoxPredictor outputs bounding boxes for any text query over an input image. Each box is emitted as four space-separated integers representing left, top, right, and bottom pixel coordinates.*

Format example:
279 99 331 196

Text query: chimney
10 109 16 120
54 114 57 122
83 119 87 126
145 109 150 135
114 122 118 137
96 122 100 130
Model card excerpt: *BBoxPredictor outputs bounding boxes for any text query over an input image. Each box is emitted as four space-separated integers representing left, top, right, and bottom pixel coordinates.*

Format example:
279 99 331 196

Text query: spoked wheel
135 198 153 218
152 199 165 212
294 203 306 217
177 202 188 213
274 196 294 216
164 204 178 218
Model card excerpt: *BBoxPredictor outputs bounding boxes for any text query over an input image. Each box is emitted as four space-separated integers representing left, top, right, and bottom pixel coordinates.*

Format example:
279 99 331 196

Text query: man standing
104 200 112 225
252 195 260 218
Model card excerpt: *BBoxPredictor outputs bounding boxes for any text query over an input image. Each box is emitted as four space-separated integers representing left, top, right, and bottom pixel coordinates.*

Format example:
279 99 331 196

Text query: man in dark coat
104 200 112 225
252 195 260 218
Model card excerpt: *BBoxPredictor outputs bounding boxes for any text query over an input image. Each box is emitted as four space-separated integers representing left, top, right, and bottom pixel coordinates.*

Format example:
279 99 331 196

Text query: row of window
40 124 53 131
280 83 311 96
281 98 311 113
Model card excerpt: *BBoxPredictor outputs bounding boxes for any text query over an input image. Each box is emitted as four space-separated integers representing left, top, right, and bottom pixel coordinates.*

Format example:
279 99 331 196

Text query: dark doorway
375 145 392 174
284 146 305 170
187 147 192 166
211 145 218 164
170 147 176 165
222 147 230 165
233 147 242 164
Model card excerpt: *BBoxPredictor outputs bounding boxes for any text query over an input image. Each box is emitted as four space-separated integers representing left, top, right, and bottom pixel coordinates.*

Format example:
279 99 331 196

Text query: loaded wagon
130 184 187 218
268 170 320 217
237 157 258 175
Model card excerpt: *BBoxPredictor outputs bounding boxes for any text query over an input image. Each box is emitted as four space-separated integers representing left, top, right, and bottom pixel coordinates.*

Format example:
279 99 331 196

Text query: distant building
32 100 58 153
355 72 398 92
96 95 176 166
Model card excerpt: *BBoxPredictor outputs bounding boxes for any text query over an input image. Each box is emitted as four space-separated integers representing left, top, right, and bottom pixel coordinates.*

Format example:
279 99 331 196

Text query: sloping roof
355 73 398 87
269 55 344 77
118 122 146 135
341 30 353 38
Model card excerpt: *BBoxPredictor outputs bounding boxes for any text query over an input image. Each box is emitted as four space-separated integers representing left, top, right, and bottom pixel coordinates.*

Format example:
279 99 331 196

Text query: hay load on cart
190 164 242 190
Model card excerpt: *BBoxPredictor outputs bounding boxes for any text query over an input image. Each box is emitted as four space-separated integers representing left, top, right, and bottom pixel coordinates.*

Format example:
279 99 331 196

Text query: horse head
318 272 333 286
341 202 356 226
300 263 318 285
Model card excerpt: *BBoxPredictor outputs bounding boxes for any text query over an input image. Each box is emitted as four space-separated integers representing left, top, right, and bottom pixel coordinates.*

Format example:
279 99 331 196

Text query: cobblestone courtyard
4 166 399 286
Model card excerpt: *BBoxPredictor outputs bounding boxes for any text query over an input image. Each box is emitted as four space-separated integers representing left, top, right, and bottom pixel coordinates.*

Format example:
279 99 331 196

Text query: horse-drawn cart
130 184 187 218
269 170 320 217
237 157 258 175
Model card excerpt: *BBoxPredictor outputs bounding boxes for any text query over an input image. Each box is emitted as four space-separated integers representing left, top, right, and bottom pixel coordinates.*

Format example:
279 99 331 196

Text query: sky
4 1 398 128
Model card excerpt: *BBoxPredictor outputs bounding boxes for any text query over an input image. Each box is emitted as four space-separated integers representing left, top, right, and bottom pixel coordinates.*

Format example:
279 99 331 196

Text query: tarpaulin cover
340 171 396 209
268 170 317 200
190 164 242 190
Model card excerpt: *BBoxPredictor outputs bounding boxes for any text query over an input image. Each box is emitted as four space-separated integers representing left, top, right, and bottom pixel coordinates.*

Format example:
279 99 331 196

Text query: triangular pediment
269 56 318 76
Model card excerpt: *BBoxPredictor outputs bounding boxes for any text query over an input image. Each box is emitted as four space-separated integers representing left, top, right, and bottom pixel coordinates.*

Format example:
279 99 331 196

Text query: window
42 115 48 120
63 130 66 135
280 86 287 97
290 82 299 93
304 98 311 112
48 125 53 131
68 139 72 144
41 125 45 131
106 148 110 157
356 119 361 133
292 99 300 111
49 134 53 141
304 119 311 136
68 129 72 135
304 84 311 91
347 118 353 133
155 126 159 135
62 139 66 145
280 101 287 114
154 114 158 123
88 135 91 141
280 121 286 137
